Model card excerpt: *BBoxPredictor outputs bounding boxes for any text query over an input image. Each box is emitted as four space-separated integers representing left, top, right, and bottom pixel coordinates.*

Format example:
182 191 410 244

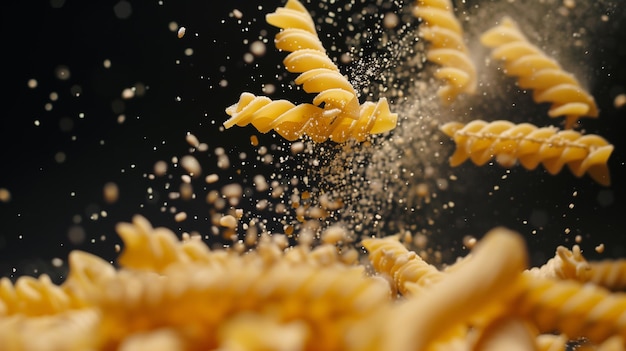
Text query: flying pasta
225 92 397 143
440 120 613 186
223 0 398 143
480 17 599 129
412 0 477 103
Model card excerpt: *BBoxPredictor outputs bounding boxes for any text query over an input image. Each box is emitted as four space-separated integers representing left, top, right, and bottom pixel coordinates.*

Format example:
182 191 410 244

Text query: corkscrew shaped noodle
440 120 613 186
480 17 598 129
224 92 397 143
266 0 360 120
223 0 398 143
384 227 528 351
515 275 626 344
361 235 444 296
581 259 626 292
413 0 477 103
527 245 590 281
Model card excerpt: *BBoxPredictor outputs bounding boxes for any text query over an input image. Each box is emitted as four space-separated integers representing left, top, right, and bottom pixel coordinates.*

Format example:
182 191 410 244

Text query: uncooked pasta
412 0 477 103
223 0 398 143
440 119 614 186
480 17 599 129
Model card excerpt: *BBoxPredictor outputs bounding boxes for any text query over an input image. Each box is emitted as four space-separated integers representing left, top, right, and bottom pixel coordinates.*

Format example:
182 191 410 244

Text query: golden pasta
480 17 599 129
440 119 613 186
225 92 398 143
3 216 626 350
223 0 398 143
360 234 444 296
514 275 626 345
413 0 477 103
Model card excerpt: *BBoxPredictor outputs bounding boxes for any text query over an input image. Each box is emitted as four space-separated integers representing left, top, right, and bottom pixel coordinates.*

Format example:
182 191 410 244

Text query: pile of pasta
223 0 398 143
1 215 626 350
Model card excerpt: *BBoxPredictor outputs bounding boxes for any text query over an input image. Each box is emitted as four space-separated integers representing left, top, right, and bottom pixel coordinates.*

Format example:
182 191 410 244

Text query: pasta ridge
413 0 477 103
481 17 599 129
440 120 613 186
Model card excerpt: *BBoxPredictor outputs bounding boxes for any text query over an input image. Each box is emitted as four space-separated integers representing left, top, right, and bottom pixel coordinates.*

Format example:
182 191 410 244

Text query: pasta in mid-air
480 17 598 129
440 120 613 186
223 0 398 143
412 0 477 103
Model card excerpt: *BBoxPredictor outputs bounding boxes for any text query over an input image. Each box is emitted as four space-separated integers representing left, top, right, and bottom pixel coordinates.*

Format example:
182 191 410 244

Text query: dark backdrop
1 0 625 281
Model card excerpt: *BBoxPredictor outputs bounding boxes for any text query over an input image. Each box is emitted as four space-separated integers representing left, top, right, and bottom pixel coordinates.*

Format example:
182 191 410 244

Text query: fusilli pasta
266 0 360 120
480 17 598 129
223 0 398 143
361 235 444 296
440 120 613 186
225 92 397 143
413 0 477 103
514 275 626 344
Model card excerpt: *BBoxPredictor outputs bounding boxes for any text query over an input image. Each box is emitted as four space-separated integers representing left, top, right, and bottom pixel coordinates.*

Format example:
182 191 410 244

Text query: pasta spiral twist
527 245 590 281
581 259 626 292
224 0 398 143
440 120 613 186
361 235 444 296
225 92 397 143
480 17 598 129
515 276 626 344
91 261 390 350
266 0 360 120
413 0 477 103
0 275 73 317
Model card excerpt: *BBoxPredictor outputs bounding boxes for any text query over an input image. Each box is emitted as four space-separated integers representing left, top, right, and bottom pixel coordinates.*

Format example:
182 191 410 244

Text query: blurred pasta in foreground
1 215 626 350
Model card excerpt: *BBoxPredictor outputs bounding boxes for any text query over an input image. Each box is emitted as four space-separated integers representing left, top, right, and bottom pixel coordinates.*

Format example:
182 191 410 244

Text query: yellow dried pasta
361 234 444 296
581 259 626 292
526 245 590 281
514 275 626 345
225 92 397 143
412 0 477 103
481 17 599 129
440 119 613 186
266 0 360 120
223 0 398 143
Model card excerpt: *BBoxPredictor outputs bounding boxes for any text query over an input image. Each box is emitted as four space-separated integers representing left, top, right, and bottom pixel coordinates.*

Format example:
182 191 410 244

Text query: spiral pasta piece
225 92 397 143
92 260 390 350
266 0 360 120
581 259 626 292
361 235 444 296
515 275 626 344
224 0 398 143
440 120 613 186
0 275 74 317
384 227 528 351
481 17 598 129
527 245 590 281
412 0 477 103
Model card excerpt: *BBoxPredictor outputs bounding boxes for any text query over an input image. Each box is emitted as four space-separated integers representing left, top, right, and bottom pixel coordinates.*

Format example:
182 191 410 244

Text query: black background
1 0 625 281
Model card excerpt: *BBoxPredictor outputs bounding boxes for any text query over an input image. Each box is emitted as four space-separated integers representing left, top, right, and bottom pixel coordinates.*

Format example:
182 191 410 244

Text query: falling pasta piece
412 0 477 103
440 120 613 186
480 17 598 129
266 0 359 119
223 0 398 143
361 235 444 296
224 92 397 143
